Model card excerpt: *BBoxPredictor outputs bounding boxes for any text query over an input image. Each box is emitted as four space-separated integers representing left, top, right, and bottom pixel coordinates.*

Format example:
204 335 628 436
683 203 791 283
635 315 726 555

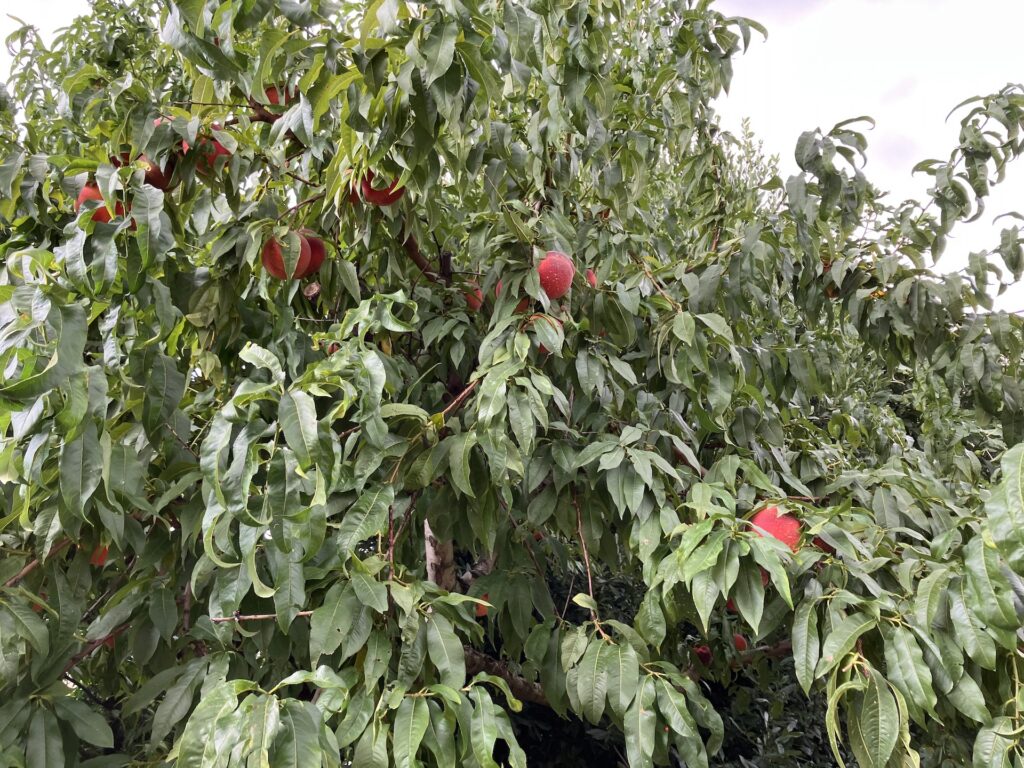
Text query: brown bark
464 646 549 707
424 519 456 591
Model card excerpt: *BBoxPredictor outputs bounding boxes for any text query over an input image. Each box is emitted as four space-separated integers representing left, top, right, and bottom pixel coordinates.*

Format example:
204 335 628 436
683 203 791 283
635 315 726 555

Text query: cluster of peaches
73 87 607 304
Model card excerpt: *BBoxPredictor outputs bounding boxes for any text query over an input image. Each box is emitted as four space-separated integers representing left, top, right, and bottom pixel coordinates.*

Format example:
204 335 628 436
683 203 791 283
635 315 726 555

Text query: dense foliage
1 1 1024 766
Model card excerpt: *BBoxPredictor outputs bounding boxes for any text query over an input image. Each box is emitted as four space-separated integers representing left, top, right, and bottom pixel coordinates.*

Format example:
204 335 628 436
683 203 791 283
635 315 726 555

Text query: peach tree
1 0 1023 766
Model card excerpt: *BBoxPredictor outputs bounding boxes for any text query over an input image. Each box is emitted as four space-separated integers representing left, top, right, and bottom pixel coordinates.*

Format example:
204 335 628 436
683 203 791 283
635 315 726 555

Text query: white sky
715 0 1024 311
2 0 1022 309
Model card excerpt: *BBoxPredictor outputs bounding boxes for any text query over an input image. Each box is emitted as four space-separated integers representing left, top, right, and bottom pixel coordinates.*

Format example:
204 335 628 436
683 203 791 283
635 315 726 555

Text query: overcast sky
2 0 1022 309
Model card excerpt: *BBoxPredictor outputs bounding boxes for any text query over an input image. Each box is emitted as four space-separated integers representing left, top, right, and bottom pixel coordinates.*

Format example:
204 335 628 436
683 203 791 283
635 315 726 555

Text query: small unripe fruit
586 268 597 288
750 506 802 551
262 236 311 280
733 633 748 651
537 251 575 299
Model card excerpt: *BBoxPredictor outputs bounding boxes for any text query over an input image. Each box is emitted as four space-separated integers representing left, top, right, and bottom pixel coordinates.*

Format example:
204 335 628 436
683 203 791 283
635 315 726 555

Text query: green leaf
352 569 388 614
142 354 186 437
882 625 937 720
857 670 899 767
466 688 500 768
973 716 1014 768
174 681 245 768
27 708 64 768
947 671 990 724
816 613 874 677
447 431 477 498
310 584 356 663
338 485 394 555
426 614 465 689
1 303 87 400
393 697 429 768
623 676 656 768
353 722 389 768
792 599 820 695
420 20 459 87
279 390 320 471
59 421 102 518
269 701 321 768
148 587 178 642
53 698 114 749
3 599 49 657
949 578 997 669
576 640 609 725
985 443 1024 573
605 642 640 718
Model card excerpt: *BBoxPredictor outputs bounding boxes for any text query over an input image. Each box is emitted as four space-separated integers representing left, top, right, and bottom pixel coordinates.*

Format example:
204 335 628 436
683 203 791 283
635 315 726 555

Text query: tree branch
63 623 131 674
464 646 549 707
401 234 439 282
4 539 72 588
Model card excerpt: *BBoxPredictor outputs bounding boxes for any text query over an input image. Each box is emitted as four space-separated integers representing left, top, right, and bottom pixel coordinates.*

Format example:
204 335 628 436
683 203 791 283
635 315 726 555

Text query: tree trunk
424 519 456 591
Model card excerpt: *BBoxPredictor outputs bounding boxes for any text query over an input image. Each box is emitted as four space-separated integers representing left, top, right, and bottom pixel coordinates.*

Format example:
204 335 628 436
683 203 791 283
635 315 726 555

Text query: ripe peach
537 251 574 299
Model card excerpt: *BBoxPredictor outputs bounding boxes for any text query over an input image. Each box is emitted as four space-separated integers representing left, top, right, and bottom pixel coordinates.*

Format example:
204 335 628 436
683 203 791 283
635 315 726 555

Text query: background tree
1 1 1023 766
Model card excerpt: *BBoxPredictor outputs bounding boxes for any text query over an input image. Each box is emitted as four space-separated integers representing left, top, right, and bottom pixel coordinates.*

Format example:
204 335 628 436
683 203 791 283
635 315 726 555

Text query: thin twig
63 623 131 674
441 380 479 420
63 673 113 709
284 170 321 187
573 492 609 640
277 192 326 222
210 610 314 623
4 539 72 588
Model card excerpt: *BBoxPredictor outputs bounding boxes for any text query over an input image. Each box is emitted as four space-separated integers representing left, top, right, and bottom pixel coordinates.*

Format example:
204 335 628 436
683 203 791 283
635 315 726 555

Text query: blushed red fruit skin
733 633 748 651
194 137 231 174
297 231 326 278
814 536 836 555
538 251 575 299
586 268 597 288
694 645 712 666
751 506 802 551
476 594 489 618
495 281 532 312
90 546 108 567
262 237 311 280
464 283 484 311
139 153 176 190
360 170 404 206
75 184 125 223
252 86 295 121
